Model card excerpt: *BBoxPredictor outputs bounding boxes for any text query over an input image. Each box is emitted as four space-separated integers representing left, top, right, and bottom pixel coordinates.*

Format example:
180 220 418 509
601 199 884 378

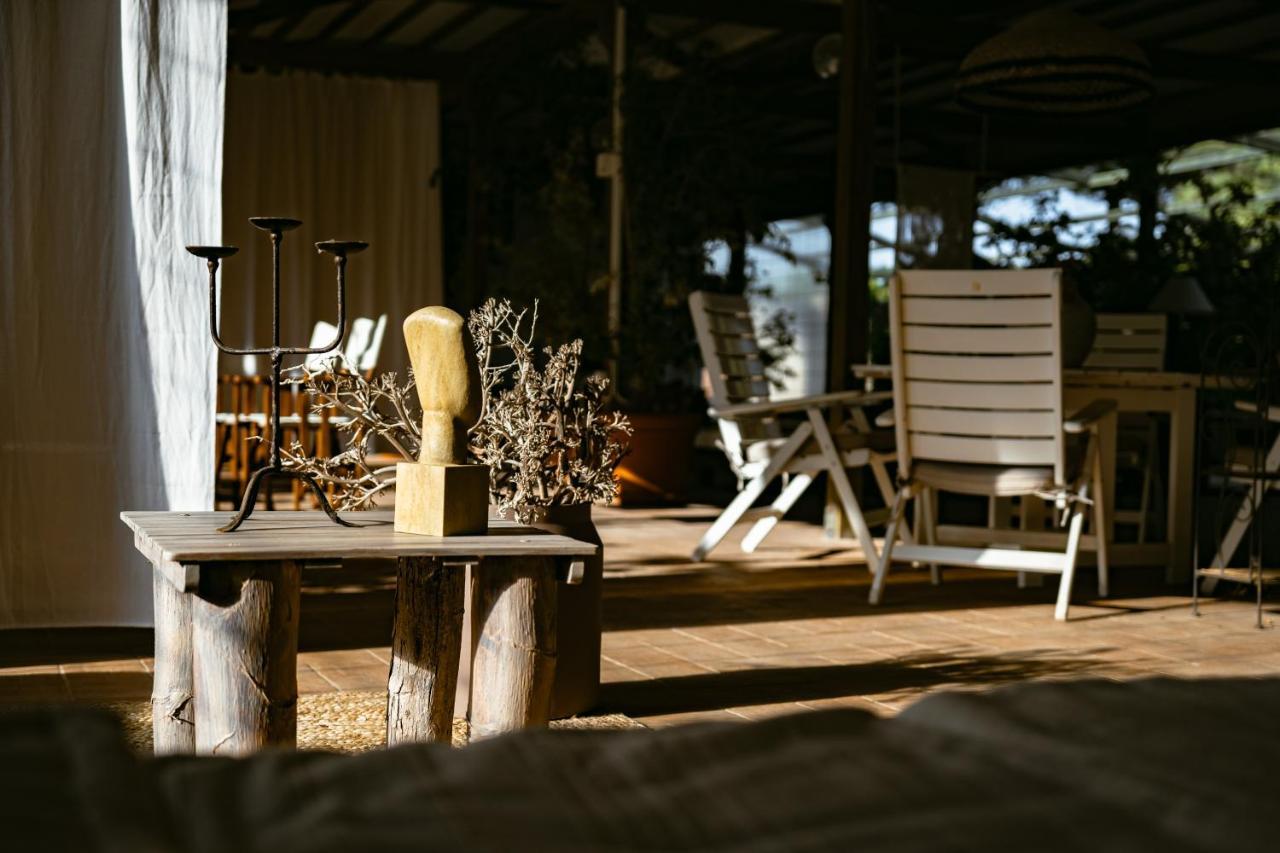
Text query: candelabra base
221 467 354 533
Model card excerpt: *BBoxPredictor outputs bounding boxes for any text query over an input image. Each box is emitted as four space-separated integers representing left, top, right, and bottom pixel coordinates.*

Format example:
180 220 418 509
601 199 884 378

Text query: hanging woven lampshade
956 10 1154 115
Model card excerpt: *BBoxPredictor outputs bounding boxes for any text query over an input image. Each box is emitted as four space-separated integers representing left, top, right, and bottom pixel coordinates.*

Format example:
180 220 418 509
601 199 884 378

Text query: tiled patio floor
2 505 1278 727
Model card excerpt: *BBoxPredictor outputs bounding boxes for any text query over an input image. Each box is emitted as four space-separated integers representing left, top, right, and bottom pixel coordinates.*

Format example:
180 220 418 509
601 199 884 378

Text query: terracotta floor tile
314 665 389 691
3 506 1277 730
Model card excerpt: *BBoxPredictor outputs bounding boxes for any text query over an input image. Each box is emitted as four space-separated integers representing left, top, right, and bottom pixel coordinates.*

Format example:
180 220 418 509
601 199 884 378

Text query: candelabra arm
191 250 269 357
284 252 349 356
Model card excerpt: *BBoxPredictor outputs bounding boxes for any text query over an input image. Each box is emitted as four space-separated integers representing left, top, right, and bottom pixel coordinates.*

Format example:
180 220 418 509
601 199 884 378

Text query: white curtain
0 0 225 627
221 70 444 378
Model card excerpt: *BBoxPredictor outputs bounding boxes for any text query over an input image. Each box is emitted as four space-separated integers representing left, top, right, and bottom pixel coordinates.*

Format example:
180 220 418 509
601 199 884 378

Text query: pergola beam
229 35 462 79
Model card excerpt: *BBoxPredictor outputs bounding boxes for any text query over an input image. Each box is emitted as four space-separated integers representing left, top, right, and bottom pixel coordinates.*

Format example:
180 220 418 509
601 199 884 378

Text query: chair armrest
875 410 895 428
851 363 892 381
709 389 892 420
1233 400 1280 422
1063 399 1117 433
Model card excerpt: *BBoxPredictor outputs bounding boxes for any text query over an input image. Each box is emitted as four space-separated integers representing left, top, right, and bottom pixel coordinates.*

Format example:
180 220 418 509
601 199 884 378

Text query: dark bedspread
3 677 1276 852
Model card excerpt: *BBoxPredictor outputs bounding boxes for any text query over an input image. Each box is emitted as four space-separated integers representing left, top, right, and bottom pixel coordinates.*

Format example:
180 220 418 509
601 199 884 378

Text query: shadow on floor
602 565 1179 631
0 671 152 705
597 648 1115 716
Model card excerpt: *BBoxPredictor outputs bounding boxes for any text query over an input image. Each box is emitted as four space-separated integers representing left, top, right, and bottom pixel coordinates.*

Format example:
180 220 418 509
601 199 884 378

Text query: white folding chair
301 316 385 374
689 291 904 563
303 320 342 372
869 269 1114 621
1083 313 1168 542
354 314 388 374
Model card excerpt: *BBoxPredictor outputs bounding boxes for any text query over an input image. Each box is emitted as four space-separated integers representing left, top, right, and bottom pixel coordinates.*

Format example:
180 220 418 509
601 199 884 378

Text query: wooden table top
122 510 597 564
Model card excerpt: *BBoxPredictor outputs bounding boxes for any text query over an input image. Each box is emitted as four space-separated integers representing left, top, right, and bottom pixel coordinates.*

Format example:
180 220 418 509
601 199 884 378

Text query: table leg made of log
387 555 558 745
150 559 301 756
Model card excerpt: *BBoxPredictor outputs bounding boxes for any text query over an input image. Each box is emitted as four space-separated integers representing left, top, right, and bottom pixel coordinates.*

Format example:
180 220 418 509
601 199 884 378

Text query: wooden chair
689 291 903 563
1084 313 1168 543
870 269 1114 621
1083 313 1168 371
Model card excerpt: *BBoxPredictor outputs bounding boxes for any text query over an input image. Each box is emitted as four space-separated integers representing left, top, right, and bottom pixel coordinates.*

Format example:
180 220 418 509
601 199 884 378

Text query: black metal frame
1192 318 1280 628
188 217 367 532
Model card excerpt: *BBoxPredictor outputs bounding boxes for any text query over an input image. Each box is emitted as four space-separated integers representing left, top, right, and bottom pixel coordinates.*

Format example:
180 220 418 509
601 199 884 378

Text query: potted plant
283 298 630 718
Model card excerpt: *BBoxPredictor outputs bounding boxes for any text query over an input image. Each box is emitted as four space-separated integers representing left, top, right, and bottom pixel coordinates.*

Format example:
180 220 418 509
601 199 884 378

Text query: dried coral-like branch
467 298 631 523
283 303 630 522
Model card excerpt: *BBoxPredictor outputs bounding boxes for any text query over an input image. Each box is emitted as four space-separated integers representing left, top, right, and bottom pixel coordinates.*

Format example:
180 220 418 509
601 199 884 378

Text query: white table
853 364 1207 582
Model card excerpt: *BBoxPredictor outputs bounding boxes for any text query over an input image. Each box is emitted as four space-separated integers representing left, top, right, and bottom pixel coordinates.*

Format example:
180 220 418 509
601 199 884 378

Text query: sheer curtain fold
0 0 224 627
220 70 444 378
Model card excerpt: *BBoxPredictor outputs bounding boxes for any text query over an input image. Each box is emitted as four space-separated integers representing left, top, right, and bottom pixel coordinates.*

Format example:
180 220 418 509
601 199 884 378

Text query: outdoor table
853 364 1213 582
122 510 596 755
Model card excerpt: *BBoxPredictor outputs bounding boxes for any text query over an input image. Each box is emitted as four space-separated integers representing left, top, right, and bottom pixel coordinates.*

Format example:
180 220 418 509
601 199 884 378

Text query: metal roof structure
228 1 1280 217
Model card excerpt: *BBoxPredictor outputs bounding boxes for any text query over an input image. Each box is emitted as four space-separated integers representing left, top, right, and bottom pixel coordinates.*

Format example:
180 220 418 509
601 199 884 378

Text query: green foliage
980 158 1280 363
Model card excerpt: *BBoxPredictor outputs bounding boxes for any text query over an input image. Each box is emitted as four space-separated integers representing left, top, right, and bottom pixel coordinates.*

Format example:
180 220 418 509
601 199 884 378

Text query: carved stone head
402 306 481 465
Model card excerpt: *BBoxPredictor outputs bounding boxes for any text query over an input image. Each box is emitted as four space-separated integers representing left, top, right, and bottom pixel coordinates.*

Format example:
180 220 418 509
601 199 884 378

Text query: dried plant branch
281 302 630 522
468 298 630 523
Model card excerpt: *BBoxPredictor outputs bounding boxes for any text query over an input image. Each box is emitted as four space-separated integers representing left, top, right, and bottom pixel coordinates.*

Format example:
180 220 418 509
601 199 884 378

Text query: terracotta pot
616 412 703 505
454 503 603 720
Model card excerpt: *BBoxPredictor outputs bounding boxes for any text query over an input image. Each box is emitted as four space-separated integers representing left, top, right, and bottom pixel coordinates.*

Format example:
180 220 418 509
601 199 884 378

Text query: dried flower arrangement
281 299 630 523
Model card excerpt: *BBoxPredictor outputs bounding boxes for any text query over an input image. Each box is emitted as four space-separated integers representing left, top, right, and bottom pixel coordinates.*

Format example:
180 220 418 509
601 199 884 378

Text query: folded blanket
4 677 1276 852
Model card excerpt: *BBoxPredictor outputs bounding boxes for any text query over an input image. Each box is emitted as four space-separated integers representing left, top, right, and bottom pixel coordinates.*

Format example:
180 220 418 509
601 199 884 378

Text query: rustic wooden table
122 510 597 756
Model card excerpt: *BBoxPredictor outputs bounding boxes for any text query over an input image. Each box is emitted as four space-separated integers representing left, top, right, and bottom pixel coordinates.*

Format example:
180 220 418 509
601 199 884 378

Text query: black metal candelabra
188 217 367 532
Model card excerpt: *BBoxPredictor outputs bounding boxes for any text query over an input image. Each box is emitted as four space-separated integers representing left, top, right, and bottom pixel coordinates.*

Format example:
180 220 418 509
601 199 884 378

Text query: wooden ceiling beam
311 1 369 42
368 0 437 45
229 35 462 79
418 4 487 48
231 0 345 29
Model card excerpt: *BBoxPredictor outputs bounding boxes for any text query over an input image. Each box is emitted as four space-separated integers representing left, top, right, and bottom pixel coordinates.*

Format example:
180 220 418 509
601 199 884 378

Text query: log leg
469 556 557 740
193 560 300 755
151 569 194 754
387 557 465 745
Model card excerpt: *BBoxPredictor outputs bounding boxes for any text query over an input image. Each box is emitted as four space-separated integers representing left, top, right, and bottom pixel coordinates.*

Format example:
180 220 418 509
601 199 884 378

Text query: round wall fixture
956 10 1154 115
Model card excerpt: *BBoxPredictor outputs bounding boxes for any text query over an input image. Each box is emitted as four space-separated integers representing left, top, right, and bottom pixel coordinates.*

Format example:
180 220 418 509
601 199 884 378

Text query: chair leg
1092 443 1111 599
692 423 812 561
692 473 772 561
922 487 941 586
870 488 908 605
741 473 813 553
1055 505 1087 621
807 411 882 566
1136 420 1157 544
870 455 913 545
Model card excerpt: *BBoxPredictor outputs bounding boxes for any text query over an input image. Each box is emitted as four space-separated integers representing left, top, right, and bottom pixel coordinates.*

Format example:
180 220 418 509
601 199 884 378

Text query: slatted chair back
888 269 1067 486
356 314 388 375
1083 313 1168 370
689 292 783 467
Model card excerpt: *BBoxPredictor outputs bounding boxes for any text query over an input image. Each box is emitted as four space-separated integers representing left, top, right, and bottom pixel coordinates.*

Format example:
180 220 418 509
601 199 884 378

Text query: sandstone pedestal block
394 461 489 537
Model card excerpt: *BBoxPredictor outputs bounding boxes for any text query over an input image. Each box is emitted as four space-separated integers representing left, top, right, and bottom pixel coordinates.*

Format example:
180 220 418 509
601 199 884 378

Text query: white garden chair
869 269 1114 621
1084 312 1168 542
689 291 904 563
301 314 386 375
